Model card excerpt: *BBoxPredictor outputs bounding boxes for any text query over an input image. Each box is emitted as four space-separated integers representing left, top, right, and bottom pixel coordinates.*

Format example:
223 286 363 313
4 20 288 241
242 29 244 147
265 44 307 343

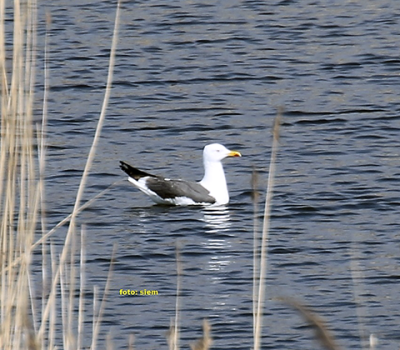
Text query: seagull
120 143 241 206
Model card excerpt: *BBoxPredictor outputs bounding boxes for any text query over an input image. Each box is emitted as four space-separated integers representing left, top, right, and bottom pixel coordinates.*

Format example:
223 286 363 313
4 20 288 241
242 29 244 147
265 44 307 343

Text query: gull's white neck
200 160 229 205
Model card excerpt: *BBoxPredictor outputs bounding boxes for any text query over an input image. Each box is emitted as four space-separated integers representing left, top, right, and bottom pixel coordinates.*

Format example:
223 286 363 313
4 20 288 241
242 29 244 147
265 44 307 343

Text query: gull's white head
203 143 241 163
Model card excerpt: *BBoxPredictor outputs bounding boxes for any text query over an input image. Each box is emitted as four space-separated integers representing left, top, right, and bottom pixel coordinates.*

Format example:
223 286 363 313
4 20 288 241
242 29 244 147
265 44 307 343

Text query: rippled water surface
30 0 400 349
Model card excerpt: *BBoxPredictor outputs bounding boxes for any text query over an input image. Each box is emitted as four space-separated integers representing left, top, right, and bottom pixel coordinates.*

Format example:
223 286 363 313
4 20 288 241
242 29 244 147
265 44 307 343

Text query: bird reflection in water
201 205 233 273
202 205 231 233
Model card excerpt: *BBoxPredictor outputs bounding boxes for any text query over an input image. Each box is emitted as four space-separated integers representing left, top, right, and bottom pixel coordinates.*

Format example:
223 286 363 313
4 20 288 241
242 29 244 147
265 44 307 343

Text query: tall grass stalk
167 244 182 350
190 319 212 350
0 0 39 348
2 179 122 277
253 111 282 350
281 298 341 350
168 246 212 350
38 11 50 349
91 244 117 350
350 235 374 350
251 167 259 337
174 245 182 350
0 0 121 348
77 227 86 350
37 0 121 339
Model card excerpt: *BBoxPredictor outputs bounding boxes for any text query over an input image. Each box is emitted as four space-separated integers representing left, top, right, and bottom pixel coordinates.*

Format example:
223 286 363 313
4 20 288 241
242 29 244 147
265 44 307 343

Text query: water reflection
201 205 232 234
201 205 233 273
206 239 233 273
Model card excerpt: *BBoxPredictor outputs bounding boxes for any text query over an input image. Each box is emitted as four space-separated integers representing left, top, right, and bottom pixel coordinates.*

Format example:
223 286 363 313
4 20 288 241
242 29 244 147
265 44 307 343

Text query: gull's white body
200 144 233 205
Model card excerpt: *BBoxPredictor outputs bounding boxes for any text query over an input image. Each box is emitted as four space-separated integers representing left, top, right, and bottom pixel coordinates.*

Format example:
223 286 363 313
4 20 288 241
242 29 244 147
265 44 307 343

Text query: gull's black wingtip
119 161 156 180
119 161 130 174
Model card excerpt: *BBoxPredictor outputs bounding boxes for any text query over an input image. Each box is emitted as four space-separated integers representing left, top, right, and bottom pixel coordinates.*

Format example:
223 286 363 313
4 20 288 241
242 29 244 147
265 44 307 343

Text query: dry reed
190 319 212 350
280 297 342 350
252 110 282 350
252 112 346 350
0 0 121 349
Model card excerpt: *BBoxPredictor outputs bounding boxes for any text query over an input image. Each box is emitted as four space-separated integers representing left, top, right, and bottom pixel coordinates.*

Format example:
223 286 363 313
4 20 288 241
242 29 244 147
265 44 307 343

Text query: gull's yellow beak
228 150 241 157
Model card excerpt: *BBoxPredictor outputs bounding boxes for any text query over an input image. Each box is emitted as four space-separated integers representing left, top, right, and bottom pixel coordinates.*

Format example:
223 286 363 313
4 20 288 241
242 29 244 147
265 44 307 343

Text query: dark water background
20 0 400 349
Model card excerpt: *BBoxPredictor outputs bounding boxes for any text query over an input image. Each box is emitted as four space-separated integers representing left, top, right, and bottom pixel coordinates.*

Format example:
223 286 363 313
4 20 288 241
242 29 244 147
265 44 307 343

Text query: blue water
32 0 400 349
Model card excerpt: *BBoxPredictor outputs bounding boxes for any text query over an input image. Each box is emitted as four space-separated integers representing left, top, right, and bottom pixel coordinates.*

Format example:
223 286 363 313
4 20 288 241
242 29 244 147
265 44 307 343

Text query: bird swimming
119 143 241 206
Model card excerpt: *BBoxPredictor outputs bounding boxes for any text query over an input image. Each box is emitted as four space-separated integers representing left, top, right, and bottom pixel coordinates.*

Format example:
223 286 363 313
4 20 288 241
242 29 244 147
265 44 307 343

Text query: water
29 0 400 349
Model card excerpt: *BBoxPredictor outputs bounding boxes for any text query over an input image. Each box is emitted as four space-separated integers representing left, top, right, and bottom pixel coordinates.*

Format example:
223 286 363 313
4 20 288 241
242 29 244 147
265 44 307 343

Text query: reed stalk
0 0 39 348
251 167 259 337
253 111 282 350
167 243 182 350
174 244 182 350
0 0 121 348
281 297 341 350
37 0 121 341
